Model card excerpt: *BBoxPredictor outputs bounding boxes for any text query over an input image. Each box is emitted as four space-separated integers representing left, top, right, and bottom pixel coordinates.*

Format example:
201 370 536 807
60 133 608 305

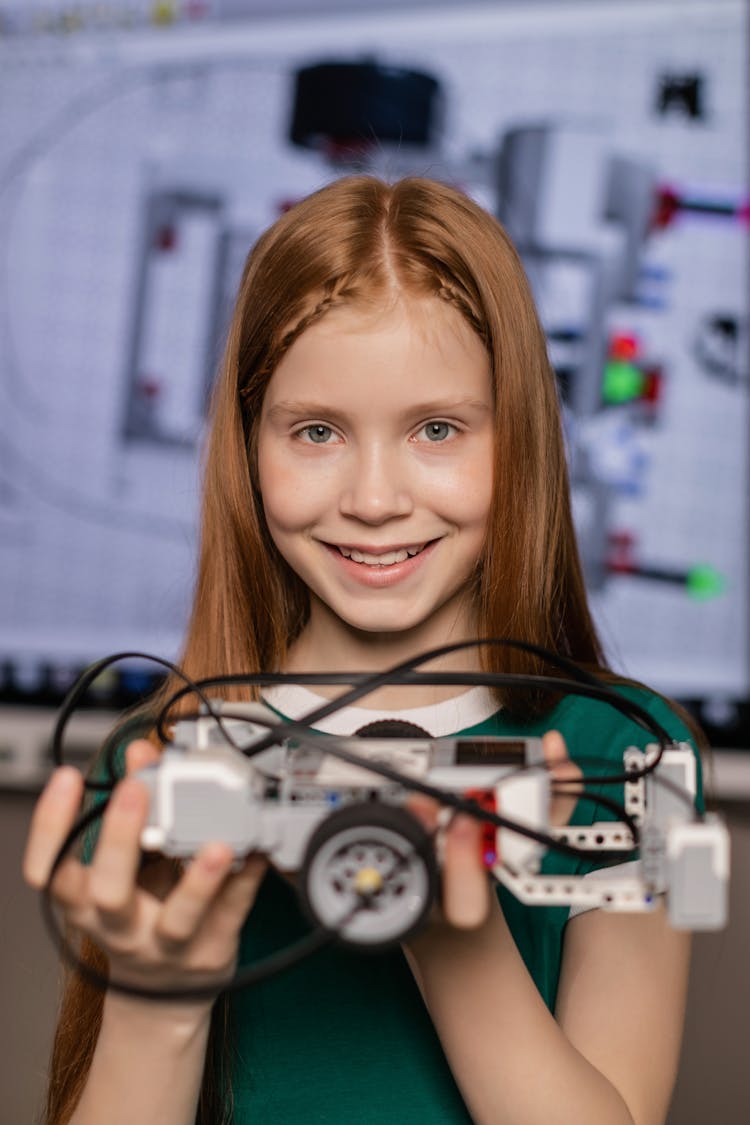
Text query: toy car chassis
134 702 729 949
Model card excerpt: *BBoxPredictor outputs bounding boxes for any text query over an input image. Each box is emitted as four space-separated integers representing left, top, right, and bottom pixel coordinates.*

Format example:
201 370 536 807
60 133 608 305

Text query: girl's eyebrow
266 397 492 420
266 401 347 421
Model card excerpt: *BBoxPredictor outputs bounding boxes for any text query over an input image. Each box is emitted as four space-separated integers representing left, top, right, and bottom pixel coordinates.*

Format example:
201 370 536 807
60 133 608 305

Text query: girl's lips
323 539 439 587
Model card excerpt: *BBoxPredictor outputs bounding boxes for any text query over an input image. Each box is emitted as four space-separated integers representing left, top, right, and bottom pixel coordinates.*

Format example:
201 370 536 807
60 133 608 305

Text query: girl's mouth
335 543 429 566
322 539 438 586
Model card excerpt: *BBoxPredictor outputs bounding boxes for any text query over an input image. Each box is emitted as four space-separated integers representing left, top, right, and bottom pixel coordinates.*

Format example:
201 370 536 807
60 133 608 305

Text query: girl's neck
281 608 484 711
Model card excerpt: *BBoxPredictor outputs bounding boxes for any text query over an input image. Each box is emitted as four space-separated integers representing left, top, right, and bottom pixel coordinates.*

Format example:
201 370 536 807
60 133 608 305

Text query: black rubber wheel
299 802 438 950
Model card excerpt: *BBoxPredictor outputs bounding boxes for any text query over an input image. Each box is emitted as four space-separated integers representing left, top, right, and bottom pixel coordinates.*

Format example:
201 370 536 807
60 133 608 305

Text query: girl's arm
405 730 691 1125
23 743 266 1125
64 993 214 1125
405 893 690 1125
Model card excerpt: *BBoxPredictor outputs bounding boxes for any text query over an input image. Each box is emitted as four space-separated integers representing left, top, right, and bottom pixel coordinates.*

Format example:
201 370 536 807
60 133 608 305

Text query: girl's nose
338 446 413 524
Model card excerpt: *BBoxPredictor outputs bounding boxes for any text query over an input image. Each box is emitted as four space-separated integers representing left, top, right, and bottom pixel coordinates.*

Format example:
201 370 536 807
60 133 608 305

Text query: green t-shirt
228 684 703 1123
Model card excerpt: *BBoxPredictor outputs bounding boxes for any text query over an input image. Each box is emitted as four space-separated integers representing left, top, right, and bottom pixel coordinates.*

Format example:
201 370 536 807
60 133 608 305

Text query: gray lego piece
666 818 730 930
169 778 254 852
134 725 729 941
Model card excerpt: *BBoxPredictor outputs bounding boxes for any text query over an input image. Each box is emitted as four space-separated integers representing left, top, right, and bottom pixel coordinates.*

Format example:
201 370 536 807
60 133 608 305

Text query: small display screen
454 739 527 766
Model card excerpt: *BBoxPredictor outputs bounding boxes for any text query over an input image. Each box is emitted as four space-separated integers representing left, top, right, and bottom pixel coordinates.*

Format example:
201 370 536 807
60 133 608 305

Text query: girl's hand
22 739 267 1001
409 730 582 931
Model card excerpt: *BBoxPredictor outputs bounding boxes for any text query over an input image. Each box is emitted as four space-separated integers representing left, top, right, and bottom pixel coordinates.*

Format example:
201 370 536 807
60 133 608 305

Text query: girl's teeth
338 545 425 566
350 548 409 565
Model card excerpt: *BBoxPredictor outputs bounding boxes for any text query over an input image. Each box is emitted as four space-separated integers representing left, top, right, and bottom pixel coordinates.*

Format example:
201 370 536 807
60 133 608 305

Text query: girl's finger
125 738 160 775
404 794 440 833
23 766 85 888
442 814 489 929
541 729 571 772
542 730 583 826
200 854 268 945
48 856 89 908
154 843 237 947
88 778 150 926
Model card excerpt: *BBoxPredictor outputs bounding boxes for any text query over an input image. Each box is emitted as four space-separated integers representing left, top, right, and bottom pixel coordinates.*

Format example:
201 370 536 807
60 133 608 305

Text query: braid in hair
435 280 489 351
240 275 357 404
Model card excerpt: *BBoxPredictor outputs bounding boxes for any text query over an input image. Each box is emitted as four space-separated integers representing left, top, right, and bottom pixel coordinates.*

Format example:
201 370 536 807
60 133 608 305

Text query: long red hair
45 174 605 1123
180 173 603 703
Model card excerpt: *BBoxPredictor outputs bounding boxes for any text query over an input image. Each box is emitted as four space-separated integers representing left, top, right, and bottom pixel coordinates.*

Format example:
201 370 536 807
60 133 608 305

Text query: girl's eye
297 424 337 444
419 421 456 442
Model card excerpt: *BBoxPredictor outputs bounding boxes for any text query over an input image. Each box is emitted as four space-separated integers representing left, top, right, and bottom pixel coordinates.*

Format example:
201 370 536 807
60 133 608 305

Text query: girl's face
256 295 494 665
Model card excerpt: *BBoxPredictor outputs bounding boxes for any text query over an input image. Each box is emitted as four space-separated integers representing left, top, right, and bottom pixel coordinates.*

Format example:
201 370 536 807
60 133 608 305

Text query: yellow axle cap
353 866 384 895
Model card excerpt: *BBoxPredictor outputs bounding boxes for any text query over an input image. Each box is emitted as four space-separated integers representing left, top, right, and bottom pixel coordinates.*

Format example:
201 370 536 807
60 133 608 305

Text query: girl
24 175 700 1125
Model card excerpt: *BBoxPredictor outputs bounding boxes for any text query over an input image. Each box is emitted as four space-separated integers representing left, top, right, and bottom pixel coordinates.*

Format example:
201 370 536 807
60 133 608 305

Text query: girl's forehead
268 295 489 387
260 314 493 426
306 294 467 340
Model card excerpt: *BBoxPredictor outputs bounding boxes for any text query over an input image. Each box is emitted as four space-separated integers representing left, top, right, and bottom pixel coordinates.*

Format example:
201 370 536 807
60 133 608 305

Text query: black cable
52 643 679 856
49 641 678 877
41 638 697 999
50 650 248 791
164 671 666 742
163 639 616 742
160 671 672 782
52 642 672 798
154 634 673 771
156 678 687 801
40 797 344 1003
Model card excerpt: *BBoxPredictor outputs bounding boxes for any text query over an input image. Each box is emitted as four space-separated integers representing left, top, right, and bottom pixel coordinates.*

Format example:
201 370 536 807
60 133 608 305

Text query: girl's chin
336 613 430 641
302 581 477 657
310 601 458 654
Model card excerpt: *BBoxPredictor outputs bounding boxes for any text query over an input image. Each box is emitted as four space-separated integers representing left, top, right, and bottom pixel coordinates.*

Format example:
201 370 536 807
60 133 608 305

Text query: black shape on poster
655 73 706 120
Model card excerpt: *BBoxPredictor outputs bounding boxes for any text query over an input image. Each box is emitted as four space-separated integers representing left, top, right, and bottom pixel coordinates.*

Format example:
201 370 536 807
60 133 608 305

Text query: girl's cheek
260 454 338 531
429 464 492 519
